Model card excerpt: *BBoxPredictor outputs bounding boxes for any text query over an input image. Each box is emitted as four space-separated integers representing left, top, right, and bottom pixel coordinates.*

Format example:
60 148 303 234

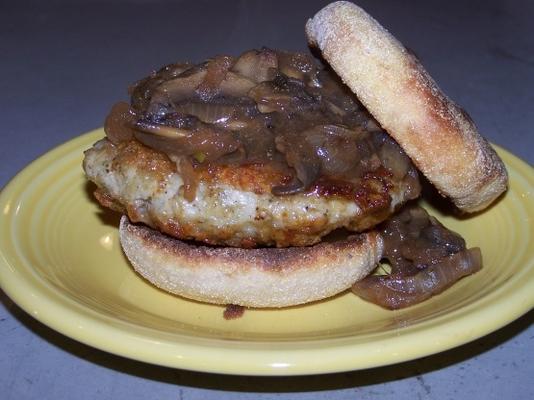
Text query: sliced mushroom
277 51 317 82
130 63 194 113
249 74 318 114
231 48 278 83
134 119 240 162
195 56 234 101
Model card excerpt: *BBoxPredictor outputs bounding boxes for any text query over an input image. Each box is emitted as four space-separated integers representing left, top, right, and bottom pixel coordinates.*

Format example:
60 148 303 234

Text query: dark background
1 1 533 399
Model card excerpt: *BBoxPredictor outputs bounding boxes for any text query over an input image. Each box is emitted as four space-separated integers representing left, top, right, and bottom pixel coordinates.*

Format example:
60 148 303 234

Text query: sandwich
82 1 507 311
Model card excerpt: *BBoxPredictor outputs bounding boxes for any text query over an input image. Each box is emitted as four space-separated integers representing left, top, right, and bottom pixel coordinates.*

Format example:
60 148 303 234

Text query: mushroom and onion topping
106 48 420 206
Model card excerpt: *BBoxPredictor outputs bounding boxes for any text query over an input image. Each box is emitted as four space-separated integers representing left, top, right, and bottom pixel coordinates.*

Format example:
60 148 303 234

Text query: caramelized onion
178 157 199 202
231 48 278 83
305 125 362 176
274 133 321 194
104 102 136 144
352 206 482 309
275 126 400 192
233 121 277 162
352 248 482 309
379 138 411 180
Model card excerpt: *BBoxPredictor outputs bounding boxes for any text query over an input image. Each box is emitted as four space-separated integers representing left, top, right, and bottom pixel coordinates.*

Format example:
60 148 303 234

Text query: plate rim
1 129 533 376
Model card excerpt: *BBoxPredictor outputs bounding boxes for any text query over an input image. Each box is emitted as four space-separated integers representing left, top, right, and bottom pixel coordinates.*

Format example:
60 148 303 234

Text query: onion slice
104 102 136 144
352 248 482 309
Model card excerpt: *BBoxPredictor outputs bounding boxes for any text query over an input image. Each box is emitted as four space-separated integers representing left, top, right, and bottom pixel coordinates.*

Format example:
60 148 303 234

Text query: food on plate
83 1 507 310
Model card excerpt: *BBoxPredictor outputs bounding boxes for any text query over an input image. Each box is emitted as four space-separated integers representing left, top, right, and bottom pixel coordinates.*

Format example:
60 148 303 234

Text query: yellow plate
1 129 533 376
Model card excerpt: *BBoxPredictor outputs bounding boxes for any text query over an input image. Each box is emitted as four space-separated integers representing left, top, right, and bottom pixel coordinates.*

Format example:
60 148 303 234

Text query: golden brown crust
99 139 293 195
196 163 292 195
306 1 508 212
119 216 383 307
93 188 125 213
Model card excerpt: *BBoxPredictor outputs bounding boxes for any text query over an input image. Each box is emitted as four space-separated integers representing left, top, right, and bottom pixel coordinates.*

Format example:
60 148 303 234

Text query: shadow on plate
84 181 122 228
1 287 532 392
